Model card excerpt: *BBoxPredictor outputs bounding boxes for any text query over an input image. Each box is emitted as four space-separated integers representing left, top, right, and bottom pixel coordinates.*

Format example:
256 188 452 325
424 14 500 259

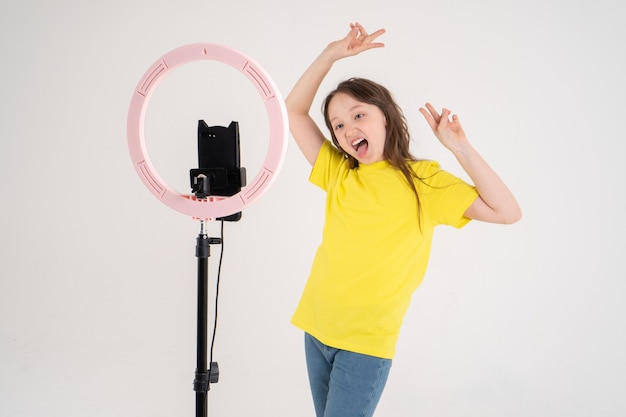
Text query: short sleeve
309 140 346 191
416 161 479 228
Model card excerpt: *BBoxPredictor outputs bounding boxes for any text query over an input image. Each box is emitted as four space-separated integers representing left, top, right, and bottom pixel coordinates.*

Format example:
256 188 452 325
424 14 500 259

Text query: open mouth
352 138 369 157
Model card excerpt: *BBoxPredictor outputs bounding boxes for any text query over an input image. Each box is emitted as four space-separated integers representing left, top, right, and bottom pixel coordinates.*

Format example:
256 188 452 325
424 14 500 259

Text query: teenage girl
285 22 521 417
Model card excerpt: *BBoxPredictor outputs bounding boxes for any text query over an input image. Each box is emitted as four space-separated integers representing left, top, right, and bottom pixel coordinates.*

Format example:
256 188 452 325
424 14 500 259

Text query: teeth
351 138 366 149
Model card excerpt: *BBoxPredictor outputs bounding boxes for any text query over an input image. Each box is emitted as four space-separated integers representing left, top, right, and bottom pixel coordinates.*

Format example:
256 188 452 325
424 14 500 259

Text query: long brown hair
322 78 423 218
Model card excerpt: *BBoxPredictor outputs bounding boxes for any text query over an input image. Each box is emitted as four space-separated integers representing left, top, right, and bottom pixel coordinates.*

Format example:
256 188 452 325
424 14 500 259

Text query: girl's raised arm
420 103 522 224
285 23 385 165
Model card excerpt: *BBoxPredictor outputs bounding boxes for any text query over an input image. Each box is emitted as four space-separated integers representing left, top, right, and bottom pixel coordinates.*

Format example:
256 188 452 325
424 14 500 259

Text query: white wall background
1 1 624 416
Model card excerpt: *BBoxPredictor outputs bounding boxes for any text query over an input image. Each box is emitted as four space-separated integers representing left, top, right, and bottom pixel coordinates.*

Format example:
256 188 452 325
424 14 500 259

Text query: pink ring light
127 43 288 219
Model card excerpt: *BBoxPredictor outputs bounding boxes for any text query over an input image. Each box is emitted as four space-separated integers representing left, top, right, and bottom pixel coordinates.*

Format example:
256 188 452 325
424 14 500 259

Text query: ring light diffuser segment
127 43 288 219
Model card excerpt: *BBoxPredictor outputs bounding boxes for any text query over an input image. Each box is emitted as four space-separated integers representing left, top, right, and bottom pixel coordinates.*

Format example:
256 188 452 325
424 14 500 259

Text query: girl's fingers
347 25 359 39
424 103 441 123
419 107 437 131
352 22 385 43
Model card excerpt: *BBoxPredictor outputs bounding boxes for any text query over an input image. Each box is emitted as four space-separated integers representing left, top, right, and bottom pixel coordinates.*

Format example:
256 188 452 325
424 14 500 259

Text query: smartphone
194 120 246 221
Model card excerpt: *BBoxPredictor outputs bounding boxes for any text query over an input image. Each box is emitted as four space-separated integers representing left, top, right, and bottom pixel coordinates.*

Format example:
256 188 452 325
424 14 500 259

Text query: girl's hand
419 103 469 152
322 22 386 62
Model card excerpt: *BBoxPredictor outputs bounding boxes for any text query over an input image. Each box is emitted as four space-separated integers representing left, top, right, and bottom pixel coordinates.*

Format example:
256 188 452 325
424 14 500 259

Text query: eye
334 123 344 130
355 113 364 120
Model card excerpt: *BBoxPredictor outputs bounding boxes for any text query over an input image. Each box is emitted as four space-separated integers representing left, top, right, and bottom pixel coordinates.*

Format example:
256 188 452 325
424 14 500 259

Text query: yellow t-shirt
291 141 479 359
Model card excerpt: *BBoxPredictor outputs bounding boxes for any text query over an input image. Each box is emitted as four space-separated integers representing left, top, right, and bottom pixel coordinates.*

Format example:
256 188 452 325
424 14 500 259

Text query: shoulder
316 140 348 169
409 159 471 189
310 140 350 189
410 159 442 177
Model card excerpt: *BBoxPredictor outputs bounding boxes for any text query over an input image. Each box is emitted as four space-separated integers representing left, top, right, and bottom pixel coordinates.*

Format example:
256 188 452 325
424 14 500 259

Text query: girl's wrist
318 50 339 66
448 138 473 159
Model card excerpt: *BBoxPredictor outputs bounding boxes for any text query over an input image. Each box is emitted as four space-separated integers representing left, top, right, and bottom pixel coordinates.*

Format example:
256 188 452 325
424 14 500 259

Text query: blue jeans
304 333 392 417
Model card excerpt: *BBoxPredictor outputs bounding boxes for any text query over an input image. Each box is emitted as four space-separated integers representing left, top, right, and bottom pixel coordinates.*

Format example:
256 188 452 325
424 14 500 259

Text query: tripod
193 219 222 417
190 119 246 416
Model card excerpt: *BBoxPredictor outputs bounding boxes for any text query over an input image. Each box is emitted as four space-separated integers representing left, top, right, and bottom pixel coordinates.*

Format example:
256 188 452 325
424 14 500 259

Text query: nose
345 122 358 139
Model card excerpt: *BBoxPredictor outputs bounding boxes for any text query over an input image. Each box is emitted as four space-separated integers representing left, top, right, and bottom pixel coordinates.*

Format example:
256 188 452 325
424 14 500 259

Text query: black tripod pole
193 220 220 417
